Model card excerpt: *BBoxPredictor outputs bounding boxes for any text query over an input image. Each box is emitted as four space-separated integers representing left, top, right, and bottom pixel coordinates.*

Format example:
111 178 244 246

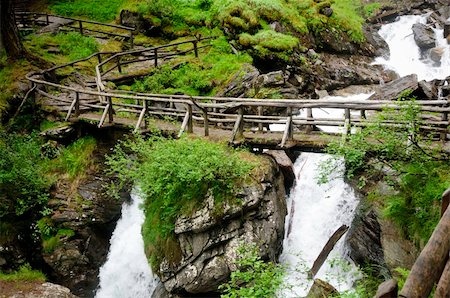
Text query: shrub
106 136 256 269
219 244 285 298
0 264 46 282
49 0 126 22
0 132 50 218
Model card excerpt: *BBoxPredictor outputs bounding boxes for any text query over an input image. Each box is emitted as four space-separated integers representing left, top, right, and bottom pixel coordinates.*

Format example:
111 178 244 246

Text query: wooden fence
15 12 135 44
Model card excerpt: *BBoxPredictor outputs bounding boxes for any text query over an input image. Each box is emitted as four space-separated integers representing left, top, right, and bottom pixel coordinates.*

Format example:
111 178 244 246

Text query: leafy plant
219 243 285 298
0 264 46 282
106 135 256 269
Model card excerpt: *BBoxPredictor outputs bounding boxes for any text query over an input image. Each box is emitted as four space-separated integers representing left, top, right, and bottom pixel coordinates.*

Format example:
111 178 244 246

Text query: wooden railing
15 12 135 44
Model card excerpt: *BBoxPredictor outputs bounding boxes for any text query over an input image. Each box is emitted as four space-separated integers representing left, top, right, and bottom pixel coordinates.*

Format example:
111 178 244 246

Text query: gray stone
429 47 445 63
265 150 295 192
40 125 75 141
10 282 78 298
320 7 333 17
260 70 286 87
375 279 398 298
412 23 436 50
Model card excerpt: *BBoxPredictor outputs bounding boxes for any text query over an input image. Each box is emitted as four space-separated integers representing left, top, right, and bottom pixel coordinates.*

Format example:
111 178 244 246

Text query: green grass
0 264 46 282
106 136 257 270
46 136 97 180
132 37 252 96
49 0 127 22
24 32 99 64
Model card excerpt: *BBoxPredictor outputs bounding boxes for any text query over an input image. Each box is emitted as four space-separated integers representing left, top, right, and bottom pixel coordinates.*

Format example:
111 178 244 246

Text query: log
399 205 450 298
308 225 349 278
442 188 450 217
435 258 450 298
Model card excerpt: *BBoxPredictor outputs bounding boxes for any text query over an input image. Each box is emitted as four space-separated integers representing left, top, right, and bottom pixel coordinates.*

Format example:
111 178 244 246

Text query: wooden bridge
19 13 450 149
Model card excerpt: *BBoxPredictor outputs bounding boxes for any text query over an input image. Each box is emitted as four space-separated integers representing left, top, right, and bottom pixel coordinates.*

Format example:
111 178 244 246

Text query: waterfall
278 153 360 296
95 191 157 298
374 15 450 81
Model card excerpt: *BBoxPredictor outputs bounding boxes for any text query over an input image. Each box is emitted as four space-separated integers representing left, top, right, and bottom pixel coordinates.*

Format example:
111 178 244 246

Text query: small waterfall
278 153 360 296
374 15 450 81
95 191 157 298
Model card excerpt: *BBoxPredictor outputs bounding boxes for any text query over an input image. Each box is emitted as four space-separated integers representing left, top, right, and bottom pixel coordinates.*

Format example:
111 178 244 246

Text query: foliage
132 37 252 96
219 244 285 298
321 98 450 244
0 264 46 282
46 136 97 180
24 32 99 64
106 136 256 269
0 131 50 218
363 2 381 17
336 264 384 297
48 0 126 22
36 217 75 253
239 30 299 60
393 267 410 290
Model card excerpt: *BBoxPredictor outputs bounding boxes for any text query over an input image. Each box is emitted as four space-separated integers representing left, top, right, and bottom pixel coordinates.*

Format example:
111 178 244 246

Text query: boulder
418 79 440 99
429 47 445 63
306 279 338 298
157 157 287 295
346 209 388 275
258 70 286 87
8 282 78 298
217 64 260 98
40 125 75 141
412 23 436 50
369 74 419 101
363 26 390 58
375 279 398 298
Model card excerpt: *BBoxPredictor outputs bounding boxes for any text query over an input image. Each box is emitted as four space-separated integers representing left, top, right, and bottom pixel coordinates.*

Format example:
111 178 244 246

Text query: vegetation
0 131 51 218
36 217 75 253
132 37 252 95
321 96 449 245
106 135 256 269
49 0 127 22
219 244 285 298
24 32 99 64
0 264 46 282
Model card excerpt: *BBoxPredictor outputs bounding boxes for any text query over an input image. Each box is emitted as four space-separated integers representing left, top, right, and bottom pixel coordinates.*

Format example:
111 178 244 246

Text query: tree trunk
0 0 24 58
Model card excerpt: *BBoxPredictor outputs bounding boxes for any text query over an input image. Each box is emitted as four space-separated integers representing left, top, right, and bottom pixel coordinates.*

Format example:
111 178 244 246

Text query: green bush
49 0 126 22
219 244 285 298
106 136 256 269
0 132 50 218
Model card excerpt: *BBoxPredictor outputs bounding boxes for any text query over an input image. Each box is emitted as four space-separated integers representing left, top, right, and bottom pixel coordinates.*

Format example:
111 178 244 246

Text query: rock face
265 150 295 193
412 23 436 50
157 157 287 295
42 175 126 297
346 209 388 275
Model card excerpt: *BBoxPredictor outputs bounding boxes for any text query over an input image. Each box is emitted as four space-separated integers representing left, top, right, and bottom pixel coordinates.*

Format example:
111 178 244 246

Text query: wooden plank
435 258 450 298
134 101 147 133
65 97 77 121
178 111 190 138
230 114 243 143
98 104 111 128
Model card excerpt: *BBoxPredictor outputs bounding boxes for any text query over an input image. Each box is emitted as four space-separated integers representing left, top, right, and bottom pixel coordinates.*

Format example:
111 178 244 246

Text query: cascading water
95 191 157 298
374 15 450 81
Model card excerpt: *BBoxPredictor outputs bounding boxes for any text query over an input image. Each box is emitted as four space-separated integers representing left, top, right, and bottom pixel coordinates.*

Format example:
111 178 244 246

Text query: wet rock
429 47 445 63
444 21 450 39
217 64 260 98
151 282 171 298
375 279 398 298
306 279 338 298
40 126 75 141
363 26 390 58
158 157 287 295
259 70 286 87
369 74 418 101
412 23 436 50
265 150 295 193
419 79 440 99
347 209 388 275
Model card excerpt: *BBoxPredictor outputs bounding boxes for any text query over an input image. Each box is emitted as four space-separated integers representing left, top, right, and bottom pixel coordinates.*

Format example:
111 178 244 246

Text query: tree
0 0 24 58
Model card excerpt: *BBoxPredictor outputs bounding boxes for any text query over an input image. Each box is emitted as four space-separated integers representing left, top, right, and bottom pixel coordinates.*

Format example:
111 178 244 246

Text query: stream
94 13 449 297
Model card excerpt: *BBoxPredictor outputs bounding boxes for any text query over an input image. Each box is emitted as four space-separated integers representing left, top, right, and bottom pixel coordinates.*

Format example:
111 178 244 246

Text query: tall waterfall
95 191 157 298
374 15 450 81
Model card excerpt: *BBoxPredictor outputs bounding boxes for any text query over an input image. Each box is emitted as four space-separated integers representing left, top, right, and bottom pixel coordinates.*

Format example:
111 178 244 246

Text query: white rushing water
374 14 450 81
96 191 157 298
278 153 360 296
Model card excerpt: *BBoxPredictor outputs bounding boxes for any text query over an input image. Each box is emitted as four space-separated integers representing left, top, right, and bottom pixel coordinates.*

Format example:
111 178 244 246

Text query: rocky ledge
155 156 288 296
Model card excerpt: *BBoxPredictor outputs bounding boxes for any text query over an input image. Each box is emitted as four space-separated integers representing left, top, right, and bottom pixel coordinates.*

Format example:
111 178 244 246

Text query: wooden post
435 258 450 298
281 107 293 148
117 56 122 73
78 20 83 35
258 106 263 132
193 40 198 58
107 97 113 123
74 92 80 117
129 31 134 48
45 13 49 25
399 202 450 298
344 108 351 135
440 111 448 142
97 54 103 73
231 107 244 142
203 109 209 137
154 49 158 67
361 109 366 120
187 104 193 133
306 108 313 133
134 100 147 132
